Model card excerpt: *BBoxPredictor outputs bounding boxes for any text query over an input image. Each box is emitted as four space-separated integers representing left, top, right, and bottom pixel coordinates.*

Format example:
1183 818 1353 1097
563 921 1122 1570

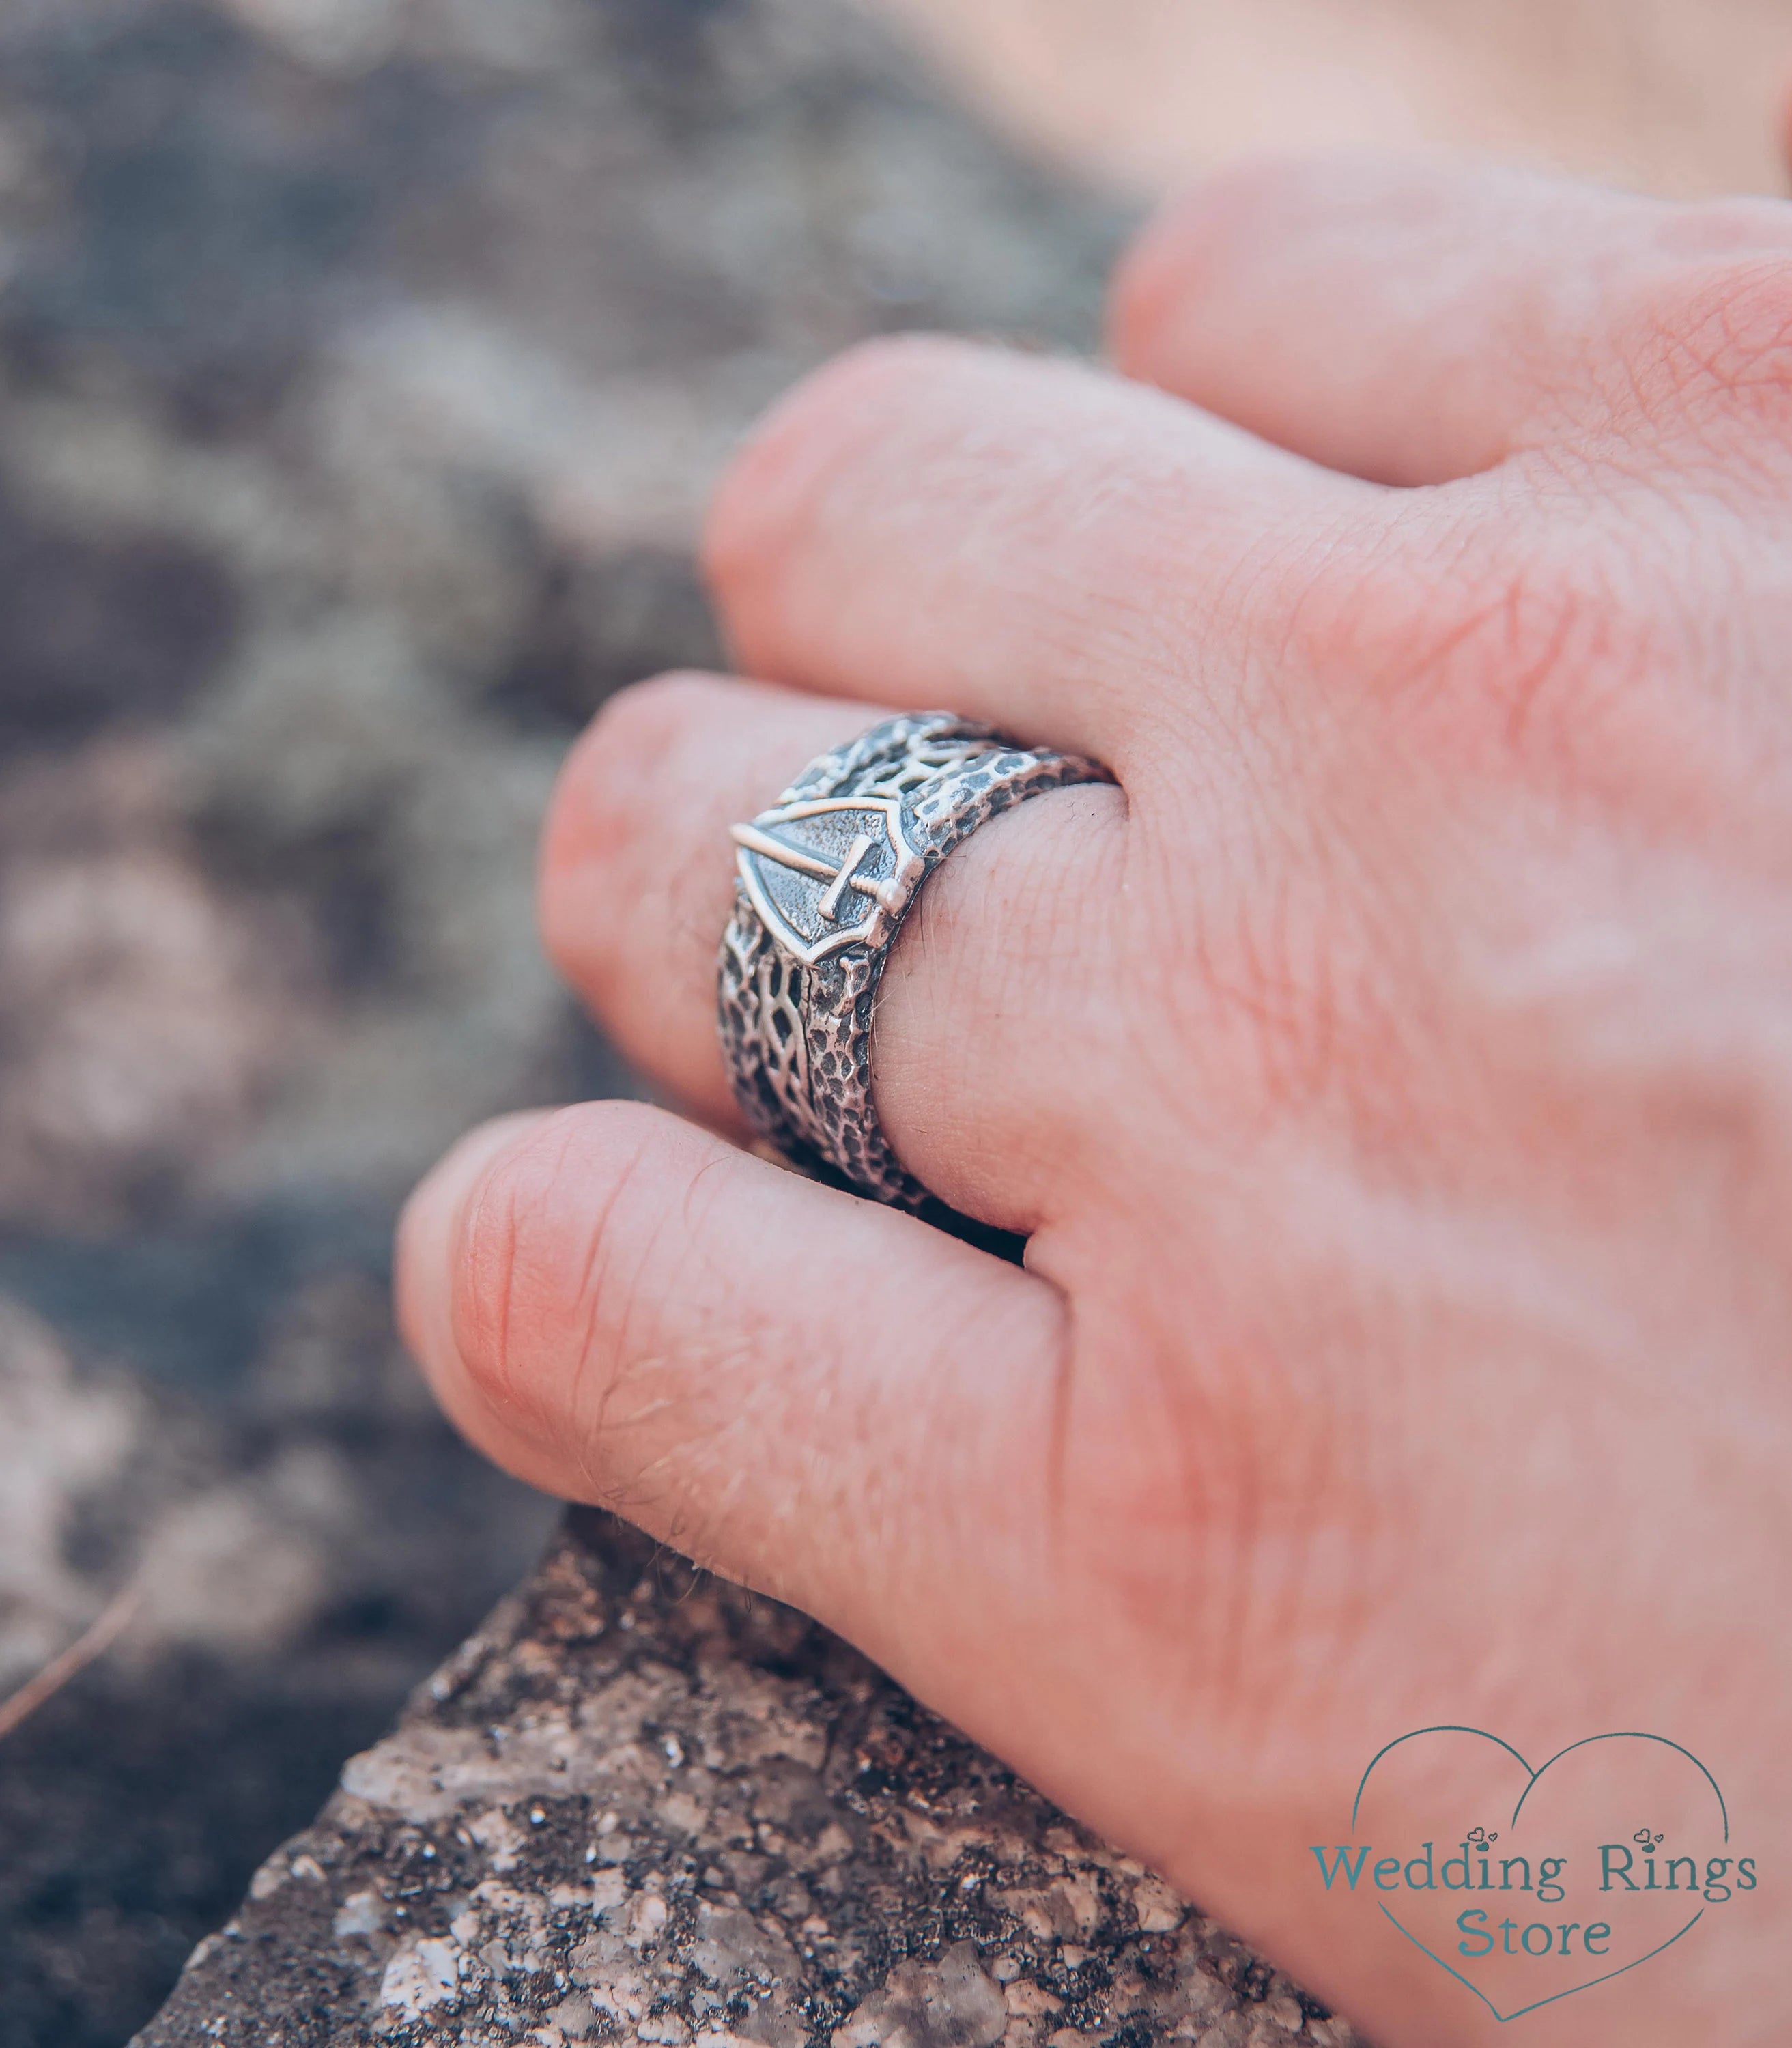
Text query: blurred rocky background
0 4 1125 2043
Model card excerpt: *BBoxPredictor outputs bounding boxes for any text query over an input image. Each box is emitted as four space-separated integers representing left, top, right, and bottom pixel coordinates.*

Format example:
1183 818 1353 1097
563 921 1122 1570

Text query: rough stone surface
0 1287 552 2048
134 1512 1365 2048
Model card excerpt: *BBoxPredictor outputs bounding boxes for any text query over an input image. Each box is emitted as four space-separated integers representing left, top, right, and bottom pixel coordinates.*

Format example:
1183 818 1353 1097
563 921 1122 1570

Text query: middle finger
702 332 1382 776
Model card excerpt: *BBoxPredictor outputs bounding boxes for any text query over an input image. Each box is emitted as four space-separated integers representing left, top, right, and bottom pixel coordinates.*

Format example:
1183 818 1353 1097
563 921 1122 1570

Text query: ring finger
539 668 1128 1231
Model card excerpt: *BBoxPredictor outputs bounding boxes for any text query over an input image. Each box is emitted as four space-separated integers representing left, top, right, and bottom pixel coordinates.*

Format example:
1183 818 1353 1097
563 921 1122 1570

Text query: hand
397 157 1792 2045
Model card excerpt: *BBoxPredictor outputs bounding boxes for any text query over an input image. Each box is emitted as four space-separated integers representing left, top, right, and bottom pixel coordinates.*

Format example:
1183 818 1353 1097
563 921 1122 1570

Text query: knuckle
569 668 722 829
447 1101 665 1443
702 332 993 596
589 665 727 754
446 1109 573 1430
1116 154 1318 291
1109 168 1266 363
539 669 719 974
1111 154 1462 369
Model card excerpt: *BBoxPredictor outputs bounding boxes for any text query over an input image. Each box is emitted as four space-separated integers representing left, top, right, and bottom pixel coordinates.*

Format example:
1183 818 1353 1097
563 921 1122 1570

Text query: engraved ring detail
717 711 1113 1214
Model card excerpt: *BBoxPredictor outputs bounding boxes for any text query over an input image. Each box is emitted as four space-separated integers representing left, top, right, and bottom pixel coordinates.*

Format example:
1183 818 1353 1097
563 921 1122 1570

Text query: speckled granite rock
0 1288 552 2048
135 1512 1364 2048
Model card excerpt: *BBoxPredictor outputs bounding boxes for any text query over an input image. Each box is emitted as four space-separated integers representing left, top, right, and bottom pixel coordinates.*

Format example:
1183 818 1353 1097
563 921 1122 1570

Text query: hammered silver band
717 712 1113 1212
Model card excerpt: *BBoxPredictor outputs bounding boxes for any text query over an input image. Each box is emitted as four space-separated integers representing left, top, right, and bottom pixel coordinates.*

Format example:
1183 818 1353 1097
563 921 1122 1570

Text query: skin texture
398 157 1792 2044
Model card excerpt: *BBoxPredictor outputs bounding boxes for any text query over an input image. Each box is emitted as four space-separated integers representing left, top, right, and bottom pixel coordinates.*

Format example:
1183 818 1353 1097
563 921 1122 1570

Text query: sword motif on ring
729 795 925 967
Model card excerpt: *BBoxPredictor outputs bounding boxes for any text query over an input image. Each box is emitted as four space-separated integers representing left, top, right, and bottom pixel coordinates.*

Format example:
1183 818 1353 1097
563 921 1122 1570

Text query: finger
395 1099 1066 1666
1111 152 1792 485
540 670 1130 1229
539 671 869 1135
703 333 1377 773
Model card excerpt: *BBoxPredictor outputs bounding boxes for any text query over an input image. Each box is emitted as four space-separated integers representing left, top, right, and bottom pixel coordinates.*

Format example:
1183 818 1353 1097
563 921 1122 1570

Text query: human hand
397 157 1792 2044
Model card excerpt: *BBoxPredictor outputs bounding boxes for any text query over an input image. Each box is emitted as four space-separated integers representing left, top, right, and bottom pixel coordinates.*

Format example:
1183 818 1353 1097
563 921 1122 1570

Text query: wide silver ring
717 711 1113 1213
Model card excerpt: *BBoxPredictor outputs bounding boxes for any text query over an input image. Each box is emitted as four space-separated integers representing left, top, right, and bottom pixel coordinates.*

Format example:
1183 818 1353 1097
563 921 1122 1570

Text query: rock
0 1291 554 2048
133 1511 1366 2048
0 741 307 1236
834 1943 1007 2048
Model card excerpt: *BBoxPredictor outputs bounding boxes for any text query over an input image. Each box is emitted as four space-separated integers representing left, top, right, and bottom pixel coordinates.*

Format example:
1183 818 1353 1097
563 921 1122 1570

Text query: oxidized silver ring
717 712 1113 1213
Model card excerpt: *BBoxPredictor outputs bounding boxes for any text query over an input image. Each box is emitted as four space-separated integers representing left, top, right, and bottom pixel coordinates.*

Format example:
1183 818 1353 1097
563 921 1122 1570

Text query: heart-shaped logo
1309 1726 1752 2022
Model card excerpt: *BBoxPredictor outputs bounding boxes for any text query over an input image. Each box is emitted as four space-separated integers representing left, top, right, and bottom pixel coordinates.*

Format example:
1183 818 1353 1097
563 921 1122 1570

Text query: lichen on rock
134 1511 1364 2048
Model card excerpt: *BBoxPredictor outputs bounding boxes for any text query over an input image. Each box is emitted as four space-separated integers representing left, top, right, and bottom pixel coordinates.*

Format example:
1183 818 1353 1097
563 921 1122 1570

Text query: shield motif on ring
731 795 924 966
